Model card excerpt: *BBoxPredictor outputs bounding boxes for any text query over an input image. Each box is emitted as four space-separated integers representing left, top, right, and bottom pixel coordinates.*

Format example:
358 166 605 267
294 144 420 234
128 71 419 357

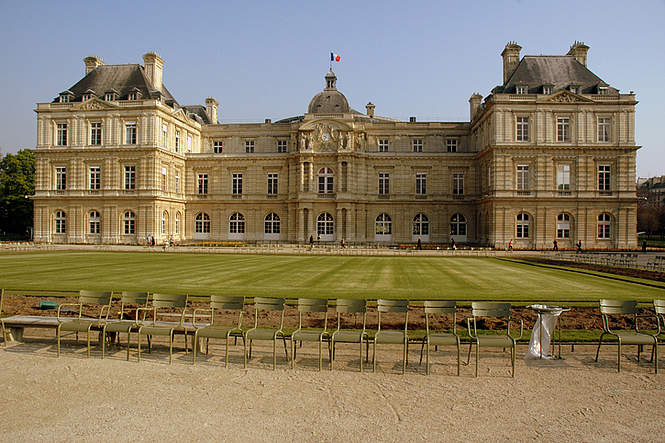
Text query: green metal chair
56 290 113 357
655 300 665 365
1 288 7 347
466 302 522 377
420 300 460 376
137 293 189 364
101 291 149 360
291 298 330 371
244 297 289 370
331 299 368 371
595 299 658 373
193 296 245 367
373 299 409 374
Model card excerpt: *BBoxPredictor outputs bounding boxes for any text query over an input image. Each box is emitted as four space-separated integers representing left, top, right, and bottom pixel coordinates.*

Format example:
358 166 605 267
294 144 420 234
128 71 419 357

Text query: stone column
298 208 304 242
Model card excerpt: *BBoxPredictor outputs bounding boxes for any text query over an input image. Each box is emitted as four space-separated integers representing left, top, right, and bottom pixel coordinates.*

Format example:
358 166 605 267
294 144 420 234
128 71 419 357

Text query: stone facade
32 42 639 249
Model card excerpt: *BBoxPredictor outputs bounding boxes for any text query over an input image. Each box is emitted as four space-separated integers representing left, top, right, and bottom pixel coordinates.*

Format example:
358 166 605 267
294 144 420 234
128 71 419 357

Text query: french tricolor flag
330 52 341 62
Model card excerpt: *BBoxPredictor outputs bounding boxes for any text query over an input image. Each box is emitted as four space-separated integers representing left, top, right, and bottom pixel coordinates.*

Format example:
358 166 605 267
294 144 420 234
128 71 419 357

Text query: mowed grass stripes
1 251 664 301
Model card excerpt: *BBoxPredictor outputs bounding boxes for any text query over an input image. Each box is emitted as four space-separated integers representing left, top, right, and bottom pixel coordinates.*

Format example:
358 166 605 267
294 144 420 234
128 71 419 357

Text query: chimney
469 93 483 120
143 52 165 91
567 41 590 66
366 102 375 118
501 42 522 84
205 97 219 124
83 56 104 75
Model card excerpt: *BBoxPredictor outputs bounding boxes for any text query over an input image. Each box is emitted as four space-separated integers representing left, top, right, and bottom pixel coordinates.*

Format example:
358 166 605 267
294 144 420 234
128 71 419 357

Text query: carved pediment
74 98 118 111
538 90 593 104
298 119 354 153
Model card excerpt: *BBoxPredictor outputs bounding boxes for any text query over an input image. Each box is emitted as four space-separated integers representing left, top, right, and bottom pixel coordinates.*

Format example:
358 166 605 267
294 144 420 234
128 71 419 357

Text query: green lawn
1 251 664 302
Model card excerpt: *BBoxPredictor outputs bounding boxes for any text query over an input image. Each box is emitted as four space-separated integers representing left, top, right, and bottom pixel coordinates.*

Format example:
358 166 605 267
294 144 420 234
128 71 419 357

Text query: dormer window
59 94 71 103
598 86 609 95
127 88 142 101
104 92 118 101
127 92 137 101
516 85 527 95
542 85 552 95
82 94 91 102
569 85 580 94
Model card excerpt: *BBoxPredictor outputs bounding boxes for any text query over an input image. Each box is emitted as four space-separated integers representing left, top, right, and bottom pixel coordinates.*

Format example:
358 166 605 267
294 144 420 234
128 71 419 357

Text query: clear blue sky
1 0 663 177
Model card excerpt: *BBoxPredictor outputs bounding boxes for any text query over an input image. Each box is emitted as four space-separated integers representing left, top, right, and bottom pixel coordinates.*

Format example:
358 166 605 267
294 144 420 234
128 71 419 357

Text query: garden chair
466 302 522 377
373 299 409 374
244 297 289 370
101 291 149 360
56 290 113 357
193 296 244 367
137 293 189 364
595 299 658 373
1 288 7 347
420 300 460 376
331 299 368 371
291 298 330 371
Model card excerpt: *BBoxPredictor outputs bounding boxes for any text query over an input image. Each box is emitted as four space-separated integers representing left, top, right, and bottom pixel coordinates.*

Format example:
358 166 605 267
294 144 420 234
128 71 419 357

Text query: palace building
32 42 639 249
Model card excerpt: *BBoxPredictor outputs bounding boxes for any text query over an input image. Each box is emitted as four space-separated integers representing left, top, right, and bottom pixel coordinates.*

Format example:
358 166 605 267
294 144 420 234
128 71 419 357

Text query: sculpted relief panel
299 121 361 153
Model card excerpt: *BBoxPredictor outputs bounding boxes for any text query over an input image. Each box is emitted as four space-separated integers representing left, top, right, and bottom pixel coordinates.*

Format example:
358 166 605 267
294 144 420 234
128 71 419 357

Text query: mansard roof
53 64 177 104
497 55 616 94
181 105 210 124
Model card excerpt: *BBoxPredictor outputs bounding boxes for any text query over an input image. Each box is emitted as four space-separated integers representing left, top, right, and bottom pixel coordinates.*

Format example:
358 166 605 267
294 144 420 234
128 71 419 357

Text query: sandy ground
1 331 664 442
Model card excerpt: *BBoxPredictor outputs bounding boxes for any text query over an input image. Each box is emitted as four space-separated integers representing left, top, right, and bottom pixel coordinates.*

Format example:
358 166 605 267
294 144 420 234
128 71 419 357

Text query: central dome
307 70 350 114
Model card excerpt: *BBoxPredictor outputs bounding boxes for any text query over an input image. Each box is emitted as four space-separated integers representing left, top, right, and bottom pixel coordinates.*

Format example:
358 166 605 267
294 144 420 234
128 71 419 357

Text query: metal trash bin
525 304 569 359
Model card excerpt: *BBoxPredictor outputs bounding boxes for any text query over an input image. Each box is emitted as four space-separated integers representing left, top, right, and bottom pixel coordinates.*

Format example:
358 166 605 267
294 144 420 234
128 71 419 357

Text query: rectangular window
197 173 208 194
128 92 137 100
245 140 254 153
516 85 527 94
453 173 464 195
598 165 611 191
232 173 243 195
162 124 168 147
213 141 223 153
517 165 529 191
56 123 68 146
598 117 611 142
416 173 427 195
125 121 137 145
124 166 136 190
161 167 167 191
446 139 458 153
487 166 491 190
557 164 570 191
277 140 287 153
267 173 278 195
412 139 423 153
56 167 67 190
89 166 101 190
175 172 180 193
543 86 552 95
175 130 180 152
516 117 529 142
378 172 390 195
187 135 192 152
90 122 102 145
378 139 389 152
557 117 570 142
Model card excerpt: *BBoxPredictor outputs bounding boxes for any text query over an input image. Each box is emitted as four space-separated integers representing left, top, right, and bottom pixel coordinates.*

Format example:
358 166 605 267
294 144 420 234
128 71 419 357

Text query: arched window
195 213 210 233
450 213 466 236
230 212 245 233
161 211 169 235
318 167 334 194
598 213 611 239
413 213 429 236
55 210 66 234
556 213 571 239
89 210 100 234
264 212 280 234
123 211 135 235
317 212 334 236
375 213 392 235
175 212 181 235
516 212 530 238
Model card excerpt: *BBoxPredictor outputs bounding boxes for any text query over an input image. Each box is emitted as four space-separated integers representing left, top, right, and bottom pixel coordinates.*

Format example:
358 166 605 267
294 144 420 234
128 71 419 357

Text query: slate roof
181 105 210 124
495 56 616 94
53 64 178 104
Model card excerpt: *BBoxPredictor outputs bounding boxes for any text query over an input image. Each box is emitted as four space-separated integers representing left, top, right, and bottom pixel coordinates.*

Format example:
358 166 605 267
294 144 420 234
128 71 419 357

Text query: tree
0 149 35 238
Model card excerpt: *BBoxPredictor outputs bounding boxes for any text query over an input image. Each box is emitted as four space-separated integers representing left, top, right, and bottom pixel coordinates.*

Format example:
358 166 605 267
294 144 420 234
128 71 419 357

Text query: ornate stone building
32 42 639 249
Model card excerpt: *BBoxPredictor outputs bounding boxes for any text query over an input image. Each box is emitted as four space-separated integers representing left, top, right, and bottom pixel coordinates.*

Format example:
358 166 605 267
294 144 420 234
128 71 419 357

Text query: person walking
553 239 558 251
508 239 513 251
417 238 422 250
309 235 314 250
576 240 582 253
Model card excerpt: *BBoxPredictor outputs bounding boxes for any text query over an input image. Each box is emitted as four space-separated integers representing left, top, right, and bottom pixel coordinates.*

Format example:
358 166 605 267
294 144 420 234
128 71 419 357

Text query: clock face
322 132 330 141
